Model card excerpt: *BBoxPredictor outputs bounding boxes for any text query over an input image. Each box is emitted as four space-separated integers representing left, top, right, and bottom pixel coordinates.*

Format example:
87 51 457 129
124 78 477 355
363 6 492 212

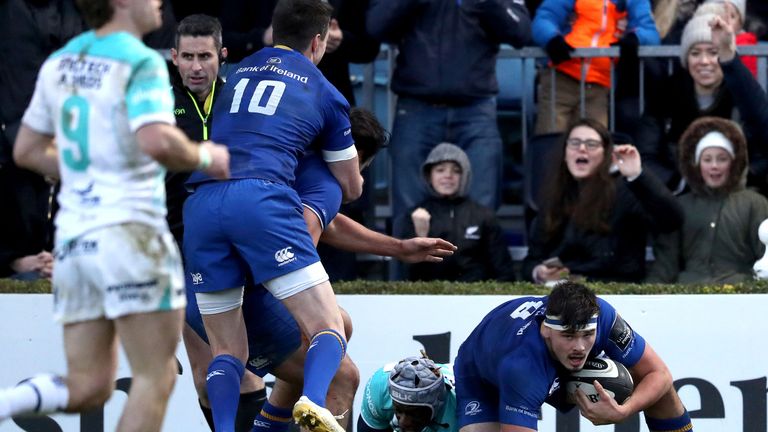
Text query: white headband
695 131 735 164
543 313 599 331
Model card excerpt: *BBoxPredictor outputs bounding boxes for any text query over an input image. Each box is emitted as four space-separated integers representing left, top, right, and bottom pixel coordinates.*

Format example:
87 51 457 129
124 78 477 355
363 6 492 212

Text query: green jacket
648 190 768 284
647 117 768 284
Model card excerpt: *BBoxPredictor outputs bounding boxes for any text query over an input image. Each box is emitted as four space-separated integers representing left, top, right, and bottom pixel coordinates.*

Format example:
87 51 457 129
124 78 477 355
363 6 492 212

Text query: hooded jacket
404 143 516 282
647 117 768 284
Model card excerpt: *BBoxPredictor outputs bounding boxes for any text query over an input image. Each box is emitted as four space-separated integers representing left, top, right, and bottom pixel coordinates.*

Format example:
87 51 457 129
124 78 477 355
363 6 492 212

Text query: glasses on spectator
566 138 603 151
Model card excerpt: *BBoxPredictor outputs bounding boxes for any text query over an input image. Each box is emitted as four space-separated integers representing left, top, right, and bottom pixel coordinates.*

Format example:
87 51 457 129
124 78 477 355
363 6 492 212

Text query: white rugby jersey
22 30 176 241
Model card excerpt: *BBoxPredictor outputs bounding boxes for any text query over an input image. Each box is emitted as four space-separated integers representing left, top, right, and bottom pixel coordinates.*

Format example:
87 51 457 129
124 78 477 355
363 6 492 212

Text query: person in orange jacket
532 0 660 134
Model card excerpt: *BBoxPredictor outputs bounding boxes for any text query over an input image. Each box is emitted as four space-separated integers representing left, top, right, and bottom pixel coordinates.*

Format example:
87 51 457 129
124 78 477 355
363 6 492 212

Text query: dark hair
545 282 600 331
175 14 223 52
272 0 333 52
350 107 388 166
542 118 616 239
76 0 113 29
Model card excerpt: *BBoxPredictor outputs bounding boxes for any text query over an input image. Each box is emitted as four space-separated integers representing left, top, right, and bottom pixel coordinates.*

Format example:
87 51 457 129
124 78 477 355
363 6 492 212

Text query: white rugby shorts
52 223 186 324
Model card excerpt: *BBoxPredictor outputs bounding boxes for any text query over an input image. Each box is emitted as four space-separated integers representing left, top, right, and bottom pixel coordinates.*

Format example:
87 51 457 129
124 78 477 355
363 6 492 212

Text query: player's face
429 161 461 197
130 0 163 35
393 402 433 432
173 36 220 99
688 43 723 93
699 147 732 189
543 327 597 371
565 125 604 180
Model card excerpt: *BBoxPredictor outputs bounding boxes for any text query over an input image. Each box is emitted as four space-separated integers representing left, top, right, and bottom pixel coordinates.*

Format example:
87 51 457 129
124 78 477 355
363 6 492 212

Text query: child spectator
404 143 516 282
648 117 768 283
523 119 683 283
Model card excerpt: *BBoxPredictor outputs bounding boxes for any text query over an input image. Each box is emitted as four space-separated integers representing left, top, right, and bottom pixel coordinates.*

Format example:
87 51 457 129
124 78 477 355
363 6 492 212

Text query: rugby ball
565 358 633 404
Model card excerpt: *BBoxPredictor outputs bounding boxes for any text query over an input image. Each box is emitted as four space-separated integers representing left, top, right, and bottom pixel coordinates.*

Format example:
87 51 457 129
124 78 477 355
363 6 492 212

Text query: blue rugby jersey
188 46 355 187
455 296 646 428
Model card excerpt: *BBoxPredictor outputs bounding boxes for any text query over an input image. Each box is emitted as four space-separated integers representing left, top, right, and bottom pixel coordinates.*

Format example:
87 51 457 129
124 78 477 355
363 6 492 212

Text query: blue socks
302 329 347 407
252 400 292 432
206 354 245 432
646 409 693 431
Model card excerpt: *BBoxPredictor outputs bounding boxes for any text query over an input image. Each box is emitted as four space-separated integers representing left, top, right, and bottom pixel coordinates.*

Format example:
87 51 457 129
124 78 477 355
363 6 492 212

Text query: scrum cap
388 356 446 420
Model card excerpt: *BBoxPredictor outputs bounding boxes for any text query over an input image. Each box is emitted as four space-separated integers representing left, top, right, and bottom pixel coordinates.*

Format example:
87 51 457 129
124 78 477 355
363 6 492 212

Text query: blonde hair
654 0 681 38
695 2 726 18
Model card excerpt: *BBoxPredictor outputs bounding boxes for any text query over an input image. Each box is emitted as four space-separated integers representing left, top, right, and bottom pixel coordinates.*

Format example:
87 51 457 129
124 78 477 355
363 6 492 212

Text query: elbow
12 146 32 170
341 175 364 203
341 183 363 204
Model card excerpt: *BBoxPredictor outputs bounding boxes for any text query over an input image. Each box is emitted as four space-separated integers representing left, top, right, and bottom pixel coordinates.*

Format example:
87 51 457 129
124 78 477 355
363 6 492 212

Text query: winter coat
405 196 516 282
532 0 659 87
647 117 768 284
522 171 683 282
405 143 516 281
366 0 530 103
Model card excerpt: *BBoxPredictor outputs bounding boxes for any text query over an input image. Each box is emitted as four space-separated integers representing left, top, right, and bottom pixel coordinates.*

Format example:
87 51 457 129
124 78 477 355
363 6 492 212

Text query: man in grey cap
358 355 457 432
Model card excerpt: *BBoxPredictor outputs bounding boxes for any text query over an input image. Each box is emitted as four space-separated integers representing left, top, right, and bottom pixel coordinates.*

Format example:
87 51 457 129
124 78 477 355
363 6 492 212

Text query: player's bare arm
14 125 59 179
327 157 363 203
576 344 672 425
136 123 230 179
321 213 457 262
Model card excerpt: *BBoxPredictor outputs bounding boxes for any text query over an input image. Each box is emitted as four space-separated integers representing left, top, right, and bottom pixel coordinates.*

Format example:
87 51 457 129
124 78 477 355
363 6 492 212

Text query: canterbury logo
190 273 203 285
206 370 225 381
274 247 295 263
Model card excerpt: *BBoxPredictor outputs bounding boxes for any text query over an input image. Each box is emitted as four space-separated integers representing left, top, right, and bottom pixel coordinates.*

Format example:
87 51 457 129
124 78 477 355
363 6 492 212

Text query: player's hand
411 207 431 237
201 141 231 180
611 144 641 179
396 237 457 263
575 380 628 425
709 14 736 63
326 19 343 53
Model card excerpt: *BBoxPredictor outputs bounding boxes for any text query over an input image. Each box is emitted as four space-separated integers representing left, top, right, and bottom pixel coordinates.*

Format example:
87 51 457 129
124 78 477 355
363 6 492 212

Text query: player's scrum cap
388 356 446 420
543 313 599 331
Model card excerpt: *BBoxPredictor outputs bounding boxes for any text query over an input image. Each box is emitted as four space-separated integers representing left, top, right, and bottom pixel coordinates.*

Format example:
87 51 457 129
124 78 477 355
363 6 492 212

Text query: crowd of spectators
4 0 768 284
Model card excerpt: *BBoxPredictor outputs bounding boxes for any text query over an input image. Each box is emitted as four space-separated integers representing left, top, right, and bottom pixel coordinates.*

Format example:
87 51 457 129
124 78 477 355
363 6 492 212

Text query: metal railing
357 44 768 151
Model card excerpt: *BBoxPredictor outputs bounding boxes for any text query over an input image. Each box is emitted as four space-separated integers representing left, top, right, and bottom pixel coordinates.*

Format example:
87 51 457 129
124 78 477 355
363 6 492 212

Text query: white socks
0 374 69 419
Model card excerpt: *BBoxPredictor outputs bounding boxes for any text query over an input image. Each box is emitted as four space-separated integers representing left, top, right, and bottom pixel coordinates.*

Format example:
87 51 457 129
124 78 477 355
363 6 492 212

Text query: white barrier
0 294 766 431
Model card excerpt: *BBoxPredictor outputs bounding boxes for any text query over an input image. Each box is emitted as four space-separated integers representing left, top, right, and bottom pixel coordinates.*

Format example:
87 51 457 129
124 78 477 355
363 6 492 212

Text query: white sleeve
21 64 55 135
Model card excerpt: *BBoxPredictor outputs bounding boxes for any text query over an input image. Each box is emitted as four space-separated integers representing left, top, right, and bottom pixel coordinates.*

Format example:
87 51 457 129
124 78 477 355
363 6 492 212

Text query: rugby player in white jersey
0 0 229 430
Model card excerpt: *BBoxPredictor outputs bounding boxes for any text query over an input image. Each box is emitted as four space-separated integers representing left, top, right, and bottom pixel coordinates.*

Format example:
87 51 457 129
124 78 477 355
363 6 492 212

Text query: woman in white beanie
634 12 768 194
647 116 768 283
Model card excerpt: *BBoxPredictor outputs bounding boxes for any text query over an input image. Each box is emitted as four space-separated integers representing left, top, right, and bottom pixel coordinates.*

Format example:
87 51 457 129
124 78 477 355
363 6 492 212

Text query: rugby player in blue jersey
185 106 457 432
454 282 693 432
181 1 368 431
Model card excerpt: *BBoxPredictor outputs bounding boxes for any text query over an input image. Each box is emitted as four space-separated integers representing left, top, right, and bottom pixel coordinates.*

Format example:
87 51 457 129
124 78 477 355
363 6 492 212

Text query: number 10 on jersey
229 78 286 116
